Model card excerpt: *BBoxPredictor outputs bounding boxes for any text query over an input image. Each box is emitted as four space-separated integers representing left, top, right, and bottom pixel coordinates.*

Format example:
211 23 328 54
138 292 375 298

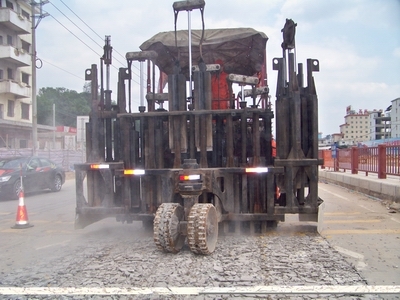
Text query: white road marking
358 204 375 213
333 245 364 260
319 187 383 214
0 286 400 295
324 219 380 224
391 217 400 224
333 245 367 269
319 187 350 201
35 240 71 250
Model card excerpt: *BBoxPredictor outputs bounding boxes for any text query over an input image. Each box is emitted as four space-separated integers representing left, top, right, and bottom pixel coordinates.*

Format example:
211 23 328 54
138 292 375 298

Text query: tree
37 87 91 127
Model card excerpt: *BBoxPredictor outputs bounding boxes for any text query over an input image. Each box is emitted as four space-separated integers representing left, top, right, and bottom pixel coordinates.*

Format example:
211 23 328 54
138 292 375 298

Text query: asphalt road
0 178 399 298
318 182 400 285
0 180 149 275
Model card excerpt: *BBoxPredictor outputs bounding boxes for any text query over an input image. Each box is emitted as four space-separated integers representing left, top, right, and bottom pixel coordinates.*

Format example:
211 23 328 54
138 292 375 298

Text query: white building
0 0 33 148
339 106 370 145
391 97 400 138
370 109 391 141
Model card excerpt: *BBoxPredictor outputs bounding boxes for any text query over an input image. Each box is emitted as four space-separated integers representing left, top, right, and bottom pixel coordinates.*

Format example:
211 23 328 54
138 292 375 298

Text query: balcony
0 8 31 34
0 45 30 67
0 79 31 99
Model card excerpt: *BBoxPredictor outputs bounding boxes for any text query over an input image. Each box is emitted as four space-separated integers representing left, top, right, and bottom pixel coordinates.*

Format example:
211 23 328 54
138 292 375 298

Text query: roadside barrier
319 144 400 178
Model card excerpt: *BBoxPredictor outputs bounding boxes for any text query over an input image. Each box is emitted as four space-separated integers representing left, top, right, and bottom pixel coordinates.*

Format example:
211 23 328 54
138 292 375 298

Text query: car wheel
10 179 22 200
50 175 63 192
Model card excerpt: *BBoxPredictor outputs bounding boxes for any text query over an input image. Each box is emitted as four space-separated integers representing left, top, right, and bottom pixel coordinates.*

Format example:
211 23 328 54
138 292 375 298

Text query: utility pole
31 1 48 155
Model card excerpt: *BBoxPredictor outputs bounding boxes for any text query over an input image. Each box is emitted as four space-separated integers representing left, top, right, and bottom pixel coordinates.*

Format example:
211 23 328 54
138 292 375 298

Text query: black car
0 156 66 199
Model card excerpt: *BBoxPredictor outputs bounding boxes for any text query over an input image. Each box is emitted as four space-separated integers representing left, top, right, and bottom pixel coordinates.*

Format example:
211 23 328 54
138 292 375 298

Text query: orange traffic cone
11 190 33 229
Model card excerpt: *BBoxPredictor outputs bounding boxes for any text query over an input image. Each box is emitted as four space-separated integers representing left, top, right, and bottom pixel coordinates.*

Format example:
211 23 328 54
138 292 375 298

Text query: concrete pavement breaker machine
74 0 323 254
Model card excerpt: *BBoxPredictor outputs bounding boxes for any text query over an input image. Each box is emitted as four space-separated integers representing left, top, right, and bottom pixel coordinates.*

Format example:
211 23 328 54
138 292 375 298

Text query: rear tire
153 203 185 253
187 203 218 255
50 175 63 192
9 179 21 200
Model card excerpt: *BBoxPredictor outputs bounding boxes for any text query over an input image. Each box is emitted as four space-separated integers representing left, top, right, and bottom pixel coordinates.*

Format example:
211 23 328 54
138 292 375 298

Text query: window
7 100 14 117
7 35 13 46
0 104 3 119
0 36 3 45
21 103 29 120
21 9 30 20
7 68 13 80
0 69 3 80
21 72 29 85
6 1 14 9
20 140 28 148
39 158 51 167
21 40 30 52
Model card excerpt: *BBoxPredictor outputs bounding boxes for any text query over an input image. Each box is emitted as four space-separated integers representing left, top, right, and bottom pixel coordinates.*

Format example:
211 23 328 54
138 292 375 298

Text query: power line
42 2 148 88
37 57 85 80
49 1 103 49
57 0 103 41
50 0 138 71
48 14 102 57
53 0 137 71
46 2 128 68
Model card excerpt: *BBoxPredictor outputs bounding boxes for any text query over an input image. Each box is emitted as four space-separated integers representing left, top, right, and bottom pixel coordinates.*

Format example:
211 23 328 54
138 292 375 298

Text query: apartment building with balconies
339 106 371 145
0 0 34 148
370 109 391 141
391 98 400 138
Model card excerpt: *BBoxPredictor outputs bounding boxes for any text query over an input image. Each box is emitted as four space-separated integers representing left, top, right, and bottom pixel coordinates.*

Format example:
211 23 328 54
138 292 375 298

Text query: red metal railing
319 144 400 178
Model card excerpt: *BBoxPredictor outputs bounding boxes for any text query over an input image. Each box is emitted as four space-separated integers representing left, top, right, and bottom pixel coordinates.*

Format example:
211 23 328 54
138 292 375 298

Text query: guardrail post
378 144 387 179
351 147 358 174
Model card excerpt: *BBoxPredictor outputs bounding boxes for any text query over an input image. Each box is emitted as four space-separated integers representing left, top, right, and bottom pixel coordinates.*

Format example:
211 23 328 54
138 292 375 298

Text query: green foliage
37 87 91 127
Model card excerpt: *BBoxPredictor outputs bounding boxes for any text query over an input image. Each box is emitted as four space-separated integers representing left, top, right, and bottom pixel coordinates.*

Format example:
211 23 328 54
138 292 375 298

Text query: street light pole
31 2 37 155
30 1 48 155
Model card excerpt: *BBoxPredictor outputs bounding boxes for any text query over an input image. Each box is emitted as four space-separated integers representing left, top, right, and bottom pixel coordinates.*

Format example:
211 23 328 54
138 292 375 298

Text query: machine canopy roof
139 28 268 77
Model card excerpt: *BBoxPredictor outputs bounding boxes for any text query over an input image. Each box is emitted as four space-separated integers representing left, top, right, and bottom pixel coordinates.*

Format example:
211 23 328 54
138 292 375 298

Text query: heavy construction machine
74 0 323 255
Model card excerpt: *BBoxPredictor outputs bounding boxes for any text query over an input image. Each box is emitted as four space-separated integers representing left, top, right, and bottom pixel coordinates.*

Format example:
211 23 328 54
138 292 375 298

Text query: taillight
124 169 145 175
245 167 269 173
90 164 110 169
179 174 201 181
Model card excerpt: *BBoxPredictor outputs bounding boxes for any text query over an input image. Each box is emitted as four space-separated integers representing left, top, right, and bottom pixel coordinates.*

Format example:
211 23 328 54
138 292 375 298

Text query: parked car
0 156 65 199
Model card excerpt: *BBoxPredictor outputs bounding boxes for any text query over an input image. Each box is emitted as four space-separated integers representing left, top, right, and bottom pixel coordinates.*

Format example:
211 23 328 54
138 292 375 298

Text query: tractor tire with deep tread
153 203 185 253
187 203 218 255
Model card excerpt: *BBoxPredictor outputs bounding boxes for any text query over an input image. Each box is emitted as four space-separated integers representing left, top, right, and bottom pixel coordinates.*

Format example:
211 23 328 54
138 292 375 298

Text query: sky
35 0 400 136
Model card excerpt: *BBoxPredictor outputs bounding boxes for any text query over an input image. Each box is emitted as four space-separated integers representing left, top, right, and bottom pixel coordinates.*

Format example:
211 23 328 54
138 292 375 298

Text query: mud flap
317 200 325 234
297 198 325 234
74 213 107 229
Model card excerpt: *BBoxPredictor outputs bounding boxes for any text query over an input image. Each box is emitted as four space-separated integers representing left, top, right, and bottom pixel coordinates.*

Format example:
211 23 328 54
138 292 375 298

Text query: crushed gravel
1 227 383 300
